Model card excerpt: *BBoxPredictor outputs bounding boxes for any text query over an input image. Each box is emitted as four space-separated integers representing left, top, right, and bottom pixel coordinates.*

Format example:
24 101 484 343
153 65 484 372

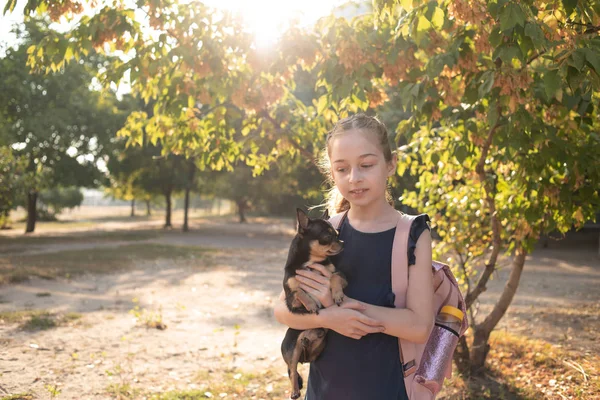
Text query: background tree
0 20 127 233
37 187 84 220
8 0 600 376
0 146 27 229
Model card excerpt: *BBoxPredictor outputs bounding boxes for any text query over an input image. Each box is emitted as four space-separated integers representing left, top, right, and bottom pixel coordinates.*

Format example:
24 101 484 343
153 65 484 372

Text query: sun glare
208 0 345 49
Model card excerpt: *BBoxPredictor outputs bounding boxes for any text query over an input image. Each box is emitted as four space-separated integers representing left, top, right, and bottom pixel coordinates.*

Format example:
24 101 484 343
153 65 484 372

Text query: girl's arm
359 230 435 343
273 290 386 338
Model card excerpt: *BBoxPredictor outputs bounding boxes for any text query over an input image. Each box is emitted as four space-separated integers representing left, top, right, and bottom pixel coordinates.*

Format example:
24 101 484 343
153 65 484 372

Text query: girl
273 114 434 400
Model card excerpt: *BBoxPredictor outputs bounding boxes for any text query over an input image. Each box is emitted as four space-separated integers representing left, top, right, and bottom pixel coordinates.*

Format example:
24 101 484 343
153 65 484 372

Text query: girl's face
329 129 396 209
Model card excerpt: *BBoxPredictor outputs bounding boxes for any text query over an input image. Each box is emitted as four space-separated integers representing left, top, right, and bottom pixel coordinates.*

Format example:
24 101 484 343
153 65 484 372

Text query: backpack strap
391 212 420 378
328 210 348 230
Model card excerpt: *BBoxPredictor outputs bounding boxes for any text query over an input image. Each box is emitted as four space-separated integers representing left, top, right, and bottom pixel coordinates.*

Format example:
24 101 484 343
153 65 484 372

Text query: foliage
38 187 83 217
5 0 600 372
0 19 129 231
0 146 27 227
308 0 600 371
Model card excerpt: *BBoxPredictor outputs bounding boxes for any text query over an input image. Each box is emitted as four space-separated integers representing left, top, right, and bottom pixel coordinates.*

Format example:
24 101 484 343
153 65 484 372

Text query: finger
296 275 328 290
307 263 333 278
340 300 366 311
296 269 330 285
355 320 386 334
357 315 386 329
299 283 324 298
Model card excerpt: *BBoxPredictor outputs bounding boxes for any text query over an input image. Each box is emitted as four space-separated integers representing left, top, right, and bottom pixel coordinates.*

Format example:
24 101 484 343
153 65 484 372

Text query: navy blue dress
305 213 430 400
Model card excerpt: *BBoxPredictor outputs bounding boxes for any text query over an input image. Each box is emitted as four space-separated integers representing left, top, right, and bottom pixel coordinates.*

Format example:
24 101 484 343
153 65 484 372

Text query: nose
349 168 363 184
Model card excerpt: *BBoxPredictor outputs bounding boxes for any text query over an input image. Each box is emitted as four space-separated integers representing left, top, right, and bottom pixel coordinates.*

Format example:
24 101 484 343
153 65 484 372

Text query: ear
321 208 330 220
388 153 398 177
296 208 310 232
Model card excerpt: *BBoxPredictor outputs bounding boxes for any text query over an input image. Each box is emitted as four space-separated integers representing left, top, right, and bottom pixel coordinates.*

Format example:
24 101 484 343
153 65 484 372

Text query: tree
37 187 84 219
0 20 127 233
309 0 600 374
8 0 600 375
0 146 27 228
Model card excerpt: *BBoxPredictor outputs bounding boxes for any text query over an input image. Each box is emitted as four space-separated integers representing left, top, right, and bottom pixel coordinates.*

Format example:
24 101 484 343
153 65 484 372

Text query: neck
347 198 396 224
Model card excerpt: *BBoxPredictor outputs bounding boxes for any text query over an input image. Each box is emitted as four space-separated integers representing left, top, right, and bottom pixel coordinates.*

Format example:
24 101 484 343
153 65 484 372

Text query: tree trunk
470 246 527 375
453 335 471 376
1 210 10 229
164 190 172 228
183 188 191 232
25 191 38 233
130 199 135 217
146 200 151 216
183 160 196 232
237 199 247 223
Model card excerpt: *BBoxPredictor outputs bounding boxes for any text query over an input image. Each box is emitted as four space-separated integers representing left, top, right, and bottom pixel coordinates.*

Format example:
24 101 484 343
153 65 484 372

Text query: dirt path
0 218 598 399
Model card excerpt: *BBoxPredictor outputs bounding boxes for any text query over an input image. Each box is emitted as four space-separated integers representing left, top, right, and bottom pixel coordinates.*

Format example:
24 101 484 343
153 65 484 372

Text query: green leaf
524 22 545 48
500 3 526 31
317 95 328 115
568 49 586 71
489 28 503 47
64 46 74 60
3 0 17 13
415 15 432 45
497 45 522 63
478 71 495 98
544 69 560 99
561 0 577 16
430 7 445 29
187 95 194 108
582 48 600 75
454 145 468 164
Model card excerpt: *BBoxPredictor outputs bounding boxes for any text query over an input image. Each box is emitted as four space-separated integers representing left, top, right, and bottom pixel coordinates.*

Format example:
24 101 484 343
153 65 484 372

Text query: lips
349 189 368 195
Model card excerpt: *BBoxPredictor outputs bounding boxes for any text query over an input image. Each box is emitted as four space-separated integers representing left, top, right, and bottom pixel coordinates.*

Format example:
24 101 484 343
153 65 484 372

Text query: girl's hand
320 298 386 340
295 264 334 308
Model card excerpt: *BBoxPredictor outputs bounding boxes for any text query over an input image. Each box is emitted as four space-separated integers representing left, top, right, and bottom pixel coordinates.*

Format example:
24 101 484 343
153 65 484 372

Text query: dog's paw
291 391 301 399
333 293 344 306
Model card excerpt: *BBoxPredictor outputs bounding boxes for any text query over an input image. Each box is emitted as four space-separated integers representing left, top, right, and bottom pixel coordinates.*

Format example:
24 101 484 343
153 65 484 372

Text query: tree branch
477 243 527 332
467 119 503 308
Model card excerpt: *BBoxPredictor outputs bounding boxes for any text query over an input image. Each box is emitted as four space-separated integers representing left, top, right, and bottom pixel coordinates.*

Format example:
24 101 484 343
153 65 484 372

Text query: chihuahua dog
281 208 347 399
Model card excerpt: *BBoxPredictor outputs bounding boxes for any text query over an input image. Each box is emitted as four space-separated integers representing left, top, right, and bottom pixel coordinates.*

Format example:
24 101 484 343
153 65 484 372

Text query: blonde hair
318 113 395 215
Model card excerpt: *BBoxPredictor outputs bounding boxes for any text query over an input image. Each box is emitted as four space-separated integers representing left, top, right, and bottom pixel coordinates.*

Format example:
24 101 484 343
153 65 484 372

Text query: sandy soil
0 216 598 399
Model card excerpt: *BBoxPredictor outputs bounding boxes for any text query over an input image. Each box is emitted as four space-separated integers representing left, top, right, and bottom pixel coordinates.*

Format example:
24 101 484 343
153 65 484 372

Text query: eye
336 167 347 173
361 164 373 169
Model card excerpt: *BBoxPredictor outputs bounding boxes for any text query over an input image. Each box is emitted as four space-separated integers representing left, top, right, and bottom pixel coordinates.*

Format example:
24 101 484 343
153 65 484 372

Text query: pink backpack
329 211 469 399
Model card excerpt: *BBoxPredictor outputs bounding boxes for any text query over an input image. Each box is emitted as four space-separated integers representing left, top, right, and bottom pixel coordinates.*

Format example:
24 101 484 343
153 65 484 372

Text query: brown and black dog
281 208 347 399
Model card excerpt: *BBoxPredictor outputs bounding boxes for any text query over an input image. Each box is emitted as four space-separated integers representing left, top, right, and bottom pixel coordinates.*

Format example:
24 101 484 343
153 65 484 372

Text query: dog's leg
288 277 320 313
330 272 348 306
288 339 305 399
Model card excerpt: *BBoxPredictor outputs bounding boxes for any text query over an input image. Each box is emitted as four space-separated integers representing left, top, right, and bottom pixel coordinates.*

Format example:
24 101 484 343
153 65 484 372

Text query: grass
145 332 598 400
1 394 34 400
0 243 211 284
105 383 141 399
439 331 600 399
0 310 82 331
149 369 291 400
0 230 160 249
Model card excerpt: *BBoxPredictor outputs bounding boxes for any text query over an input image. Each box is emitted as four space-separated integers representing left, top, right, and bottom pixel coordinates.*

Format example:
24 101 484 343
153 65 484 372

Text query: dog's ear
296 208 310 232
321 208 330 220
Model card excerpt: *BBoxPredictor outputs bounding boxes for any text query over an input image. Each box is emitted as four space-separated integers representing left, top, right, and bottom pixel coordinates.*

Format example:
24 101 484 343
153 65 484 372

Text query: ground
0 207 598 399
